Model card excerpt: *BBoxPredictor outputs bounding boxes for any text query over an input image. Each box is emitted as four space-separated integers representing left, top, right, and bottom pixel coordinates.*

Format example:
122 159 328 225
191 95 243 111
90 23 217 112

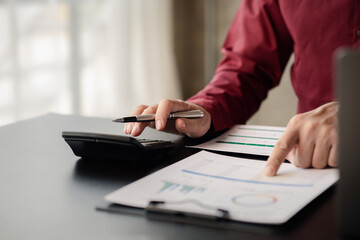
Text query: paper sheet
188 125 286 156
105 151 338 224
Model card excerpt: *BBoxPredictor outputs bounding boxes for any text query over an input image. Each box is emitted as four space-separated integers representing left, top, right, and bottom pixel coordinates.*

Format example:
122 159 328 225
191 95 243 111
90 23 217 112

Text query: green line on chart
238 127 284 133
228 134 279 140
216 141 274 148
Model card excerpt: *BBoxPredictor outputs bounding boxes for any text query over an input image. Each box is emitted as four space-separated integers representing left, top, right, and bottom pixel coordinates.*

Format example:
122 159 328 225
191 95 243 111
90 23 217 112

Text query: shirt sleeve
188 0 293 132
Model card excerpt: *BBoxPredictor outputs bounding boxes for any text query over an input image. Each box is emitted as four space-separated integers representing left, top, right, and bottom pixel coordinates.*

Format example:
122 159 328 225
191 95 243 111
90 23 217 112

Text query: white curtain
80 0 181 117
0 0 181 126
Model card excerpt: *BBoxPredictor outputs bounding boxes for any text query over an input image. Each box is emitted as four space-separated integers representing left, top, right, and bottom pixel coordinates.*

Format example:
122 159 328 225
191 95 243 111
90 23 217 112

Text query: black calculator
62 131 175 160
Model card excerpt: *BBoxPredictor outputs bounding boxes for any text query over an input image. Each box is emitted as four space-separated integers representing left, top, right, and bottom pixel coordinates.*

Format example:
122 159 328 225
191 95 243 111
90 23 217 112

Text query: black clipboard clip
96 200 281 234
146 200 230 221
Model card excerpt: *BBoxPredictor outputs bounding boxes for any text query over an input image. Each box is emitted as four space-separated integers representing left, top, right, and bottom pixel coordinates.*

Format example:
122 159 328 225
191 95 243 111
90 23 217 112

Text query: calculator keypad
137 139 175 150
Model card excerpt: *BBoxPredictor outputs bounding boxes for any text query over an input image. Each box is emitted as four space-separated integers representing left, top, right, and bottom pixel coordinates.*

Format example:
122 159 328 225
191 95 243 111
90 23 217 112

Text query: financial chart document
105 151 338 224
189 125 286 156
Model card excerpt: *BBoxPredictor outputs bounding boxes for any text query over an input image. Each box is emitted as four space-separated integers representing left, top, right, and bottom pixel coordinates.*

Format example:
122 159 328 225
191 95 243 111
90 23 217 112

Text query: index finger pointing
264 128 299 176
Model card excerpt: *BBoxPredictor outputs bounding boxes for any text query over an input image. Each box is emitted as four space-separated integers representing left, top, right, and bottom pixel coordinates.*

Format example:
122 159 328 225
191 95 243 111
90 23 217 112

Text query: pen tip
112 118 124 123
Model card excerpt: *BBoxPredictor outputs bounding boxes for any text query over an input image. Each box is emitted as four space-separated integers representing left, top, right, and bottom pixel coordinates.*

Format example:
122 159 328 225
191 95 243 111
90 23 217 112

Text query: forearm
188 70 270 132
189 0 293 132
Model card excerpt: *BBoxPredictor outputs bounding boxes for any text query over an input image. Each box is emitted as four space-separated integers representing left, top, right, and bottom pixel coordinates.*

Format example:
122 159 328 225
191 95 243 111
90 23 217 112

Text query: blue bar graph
158 180 206 194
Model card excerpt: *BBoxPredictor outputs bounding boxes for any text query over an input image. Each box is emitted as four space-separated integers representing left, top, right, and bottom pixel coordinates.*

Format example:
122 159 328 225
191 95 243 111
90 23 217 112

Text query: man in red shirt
124 0 359 176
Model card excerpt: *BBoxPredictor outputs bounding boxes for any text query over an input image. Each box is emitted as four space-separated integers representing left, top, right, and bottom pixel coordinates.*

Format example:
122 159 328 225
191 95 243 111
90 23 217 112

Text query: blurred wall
173 0 205 99
173 0 297 127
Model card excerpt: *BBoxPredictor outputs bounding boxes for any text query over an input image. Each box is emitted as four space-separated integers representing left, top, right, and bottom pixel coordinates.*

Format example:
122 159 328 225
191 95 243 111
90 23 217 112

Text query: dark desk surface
0 114 338 240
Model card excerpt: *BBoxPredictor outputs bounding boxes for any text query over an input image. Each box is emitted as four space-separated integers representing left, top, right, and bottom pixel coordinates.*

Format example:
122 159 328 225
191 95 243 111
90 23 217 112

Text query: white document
105 151 338 224
189 124 286 156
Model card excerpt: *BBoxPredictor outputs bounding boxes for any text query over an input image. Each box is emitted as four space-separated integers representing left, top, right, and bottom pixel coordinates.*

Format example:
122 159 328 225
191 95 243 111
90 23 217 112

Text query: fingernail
264 165 275 176
156 120 163 130
131 126 139 135
124 125 128 134
126 124 131 134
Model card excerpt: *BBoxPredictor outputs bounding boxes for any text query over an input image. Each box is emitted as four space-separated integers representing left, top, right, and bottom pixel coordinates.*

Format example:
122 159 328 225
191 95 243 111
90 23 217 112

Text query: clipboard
96 200 281 235
97 184 336 235
100 151 338 226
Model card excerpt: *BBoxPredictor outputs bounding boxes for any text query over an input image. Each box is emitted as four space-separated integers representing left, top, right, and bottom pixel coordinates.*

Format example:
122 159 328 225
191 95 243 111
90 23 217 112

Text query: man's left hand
264 101 339 176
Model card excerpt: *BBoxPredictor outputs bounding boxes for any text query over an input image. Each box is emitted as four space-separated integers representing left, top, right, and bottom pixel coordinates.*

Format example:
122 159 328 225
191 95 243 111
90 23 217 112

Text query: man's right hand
124 99 212 138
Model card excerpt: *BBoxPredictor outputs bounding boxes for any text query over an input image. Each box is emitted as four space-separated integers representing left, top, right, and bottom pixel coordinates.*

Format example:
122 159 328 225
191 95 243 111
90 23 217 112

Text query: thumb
175 116 211 138
264 129 298 176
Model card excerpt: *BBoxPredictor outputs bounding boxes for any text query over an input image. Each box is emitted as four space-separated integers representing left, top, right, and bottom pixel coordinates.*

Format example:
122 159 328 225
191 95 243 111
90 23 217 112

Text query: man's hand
264 101 339 176
124 99 212 138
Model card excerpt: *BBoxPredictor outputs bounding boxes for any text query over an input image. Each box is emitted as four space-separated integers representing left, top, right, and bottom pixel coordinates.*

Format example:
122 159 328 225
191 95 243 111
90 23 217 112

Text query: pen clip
146 200 229 221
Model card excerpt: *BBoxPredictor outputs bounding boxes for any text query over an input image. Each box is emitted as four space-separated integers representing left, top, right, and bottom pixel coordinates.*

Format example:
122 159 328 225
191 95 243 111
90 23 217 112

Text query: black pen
113 110 204 123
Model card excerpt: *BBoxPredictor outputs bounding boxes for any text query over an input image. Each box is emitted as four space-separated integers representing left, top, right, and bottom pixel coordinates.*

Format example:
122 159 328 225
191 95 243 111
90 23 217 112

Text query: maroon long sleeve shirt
188 0 360 132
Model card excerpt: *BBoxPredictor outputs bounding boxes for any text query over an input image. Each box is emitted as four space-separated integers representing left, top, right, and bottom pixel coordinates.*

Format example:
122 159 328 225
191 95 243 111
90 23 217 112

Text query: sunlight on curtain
80 0 181 117
0 1 70 125
0 0 181 126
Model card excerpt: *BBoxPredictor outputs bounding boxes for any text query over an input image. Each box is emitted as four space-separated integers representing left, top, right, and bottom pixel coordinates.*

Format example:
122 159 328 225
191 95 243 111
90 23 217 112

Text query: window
0 0 181 126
